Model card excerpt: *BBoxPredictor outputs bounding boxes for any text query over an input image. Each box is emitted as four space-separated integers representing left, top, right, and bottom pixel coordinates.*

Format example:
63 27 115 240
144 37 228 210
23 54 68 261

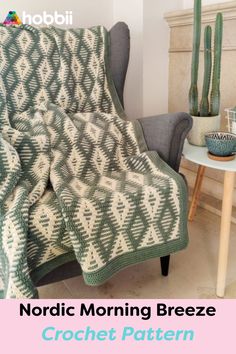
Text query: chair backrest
109 22 130 108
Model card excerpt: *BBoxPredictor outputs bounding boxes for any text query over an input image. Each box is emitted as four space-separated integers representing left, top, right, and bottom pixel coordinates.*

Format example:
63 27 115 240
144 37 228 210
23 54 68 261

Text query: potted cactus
188 0 223 146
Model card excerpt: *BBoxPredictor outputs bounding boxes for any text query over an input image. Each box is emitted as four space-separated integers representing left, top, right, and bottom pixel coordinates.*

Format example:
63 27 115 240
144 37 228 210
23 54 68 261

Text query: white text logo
22 11 73 26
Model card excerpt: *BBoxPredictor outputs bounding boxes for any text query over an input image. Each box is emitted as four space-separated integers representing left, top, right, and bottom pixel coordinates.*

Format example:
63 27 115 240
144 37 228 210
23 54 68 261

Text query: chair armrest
137 112 193 172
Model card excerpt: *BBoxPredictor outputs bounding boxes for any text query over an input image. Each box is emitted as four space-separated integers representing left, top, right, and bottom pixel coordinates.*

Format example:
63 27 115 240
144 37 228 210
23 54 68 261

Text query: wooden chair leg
160 255 170 276
188 165 206 221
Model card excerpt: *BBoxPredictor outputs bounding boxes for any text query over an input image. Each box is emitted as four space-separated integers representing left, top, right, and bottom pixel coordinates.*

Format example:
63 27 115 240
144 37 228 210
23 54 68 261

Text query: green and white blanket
0 25 188 299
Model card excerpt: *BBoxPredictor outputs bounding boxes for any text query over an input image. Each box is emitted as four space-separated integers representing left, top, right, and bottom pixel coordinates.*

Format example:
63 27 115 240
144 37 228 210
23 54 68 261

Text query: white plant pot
188 115 221 146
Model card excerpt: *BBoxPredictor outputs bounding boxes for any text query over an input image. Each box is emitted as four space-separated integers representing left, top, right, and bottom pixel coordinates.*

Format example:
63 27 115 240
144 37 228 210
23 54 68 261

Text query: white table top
183 140 236 172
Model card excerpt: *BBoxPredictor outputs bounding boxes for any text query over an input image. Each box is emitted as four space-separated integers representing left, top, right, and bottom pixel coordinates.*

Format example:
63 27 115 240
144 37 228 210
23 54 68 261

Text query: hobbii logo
22 11 73 26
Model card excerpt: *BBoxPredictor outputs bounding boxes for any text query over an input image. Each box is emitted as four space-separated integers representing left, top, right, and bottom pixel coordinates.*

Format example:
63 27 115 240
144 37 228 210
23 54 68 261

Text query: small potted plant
188 0 223 146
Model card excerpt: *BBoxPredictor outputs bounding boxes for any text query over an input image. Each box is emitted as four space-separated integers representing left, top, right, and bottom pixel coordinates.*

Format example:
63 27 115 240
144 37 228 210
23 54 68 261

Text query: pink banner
0 300 235 353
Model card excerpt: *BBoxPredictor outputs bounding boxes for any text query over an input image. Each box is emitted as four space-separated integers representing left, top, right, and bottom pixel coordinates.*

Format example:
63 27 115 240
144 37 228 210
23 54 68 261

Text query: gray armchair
109 22 192 173
36 22 192 288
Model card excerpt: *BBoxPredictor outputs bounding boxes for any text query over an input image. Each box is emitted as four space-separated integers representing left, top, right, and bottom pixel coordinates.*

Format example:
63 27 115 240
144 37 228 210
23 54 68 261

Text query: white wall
113 0 183 119
183 0 232 9
143 0 182 117
0 0 113 28
113 0 143 120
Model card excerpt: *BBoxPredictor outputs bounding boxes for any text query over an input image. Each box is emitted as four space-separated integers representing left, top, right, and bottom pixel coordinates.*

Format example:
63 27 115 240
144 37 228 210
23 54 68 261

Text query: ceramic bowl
205 132 236 156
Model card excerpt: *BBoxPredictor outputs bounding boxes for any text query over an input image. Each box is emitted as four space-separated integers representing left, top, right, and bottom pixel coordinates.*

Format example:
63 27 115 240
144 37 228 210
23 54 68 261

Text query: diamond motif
38 59 52 85
65 31 77 51
82 243 104 272
110 193 130 228
99 176 117 191
85 122 102 143
110 232 131 259
13 83 27 109
70 178 88 197
35 88 49 105
127 172 145 186
76 199 98 238
139 225 163 248
72 55 81 77
31 205 57 241
15 56 31 80
67 146 85 174
57 86 70 109
92 148 108 174
17 31 32 53
40 33 52 54
32 153 49 179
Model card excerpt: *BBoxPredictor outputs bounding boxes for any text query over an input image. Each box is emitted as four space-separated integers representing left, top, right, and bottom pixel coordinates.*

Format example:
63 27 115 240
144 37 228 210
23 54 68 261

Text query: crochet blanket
0 25 188 299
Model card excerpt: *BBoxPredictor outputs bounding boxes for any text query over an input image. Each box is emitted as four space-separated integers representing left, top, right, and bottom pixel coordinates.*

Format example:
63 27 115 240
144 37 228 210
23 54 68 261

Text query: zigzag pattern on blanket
0 25 188 298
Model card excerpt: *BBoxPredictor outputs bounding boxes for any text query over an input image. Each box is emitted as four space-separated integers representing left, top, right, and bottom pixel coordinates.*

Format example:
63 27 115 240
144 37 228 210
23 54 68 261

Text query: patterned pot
188 115 221 146
205 132 236 156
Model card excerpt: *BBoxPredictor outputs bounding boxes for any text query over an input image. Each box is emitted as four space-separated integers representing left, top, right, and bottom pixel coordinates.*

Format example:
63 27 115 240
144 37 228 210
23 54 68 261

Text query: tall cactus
189 0 201 116
210 13 223 116
189 0 223 117
200 26 212 116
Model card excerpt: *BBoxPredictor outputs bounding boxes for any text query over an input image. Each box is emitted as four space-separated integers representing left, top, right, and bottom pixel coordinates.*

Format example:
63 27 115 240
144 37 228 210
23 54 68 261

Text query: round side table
183 140 236 298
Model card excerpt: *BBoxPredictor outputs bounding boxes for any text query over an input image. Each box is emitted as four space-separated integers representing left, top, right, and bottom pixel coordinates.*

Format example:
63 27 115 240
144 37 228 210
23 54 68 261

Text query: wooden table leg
216 171 235 298
188 165 206 221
